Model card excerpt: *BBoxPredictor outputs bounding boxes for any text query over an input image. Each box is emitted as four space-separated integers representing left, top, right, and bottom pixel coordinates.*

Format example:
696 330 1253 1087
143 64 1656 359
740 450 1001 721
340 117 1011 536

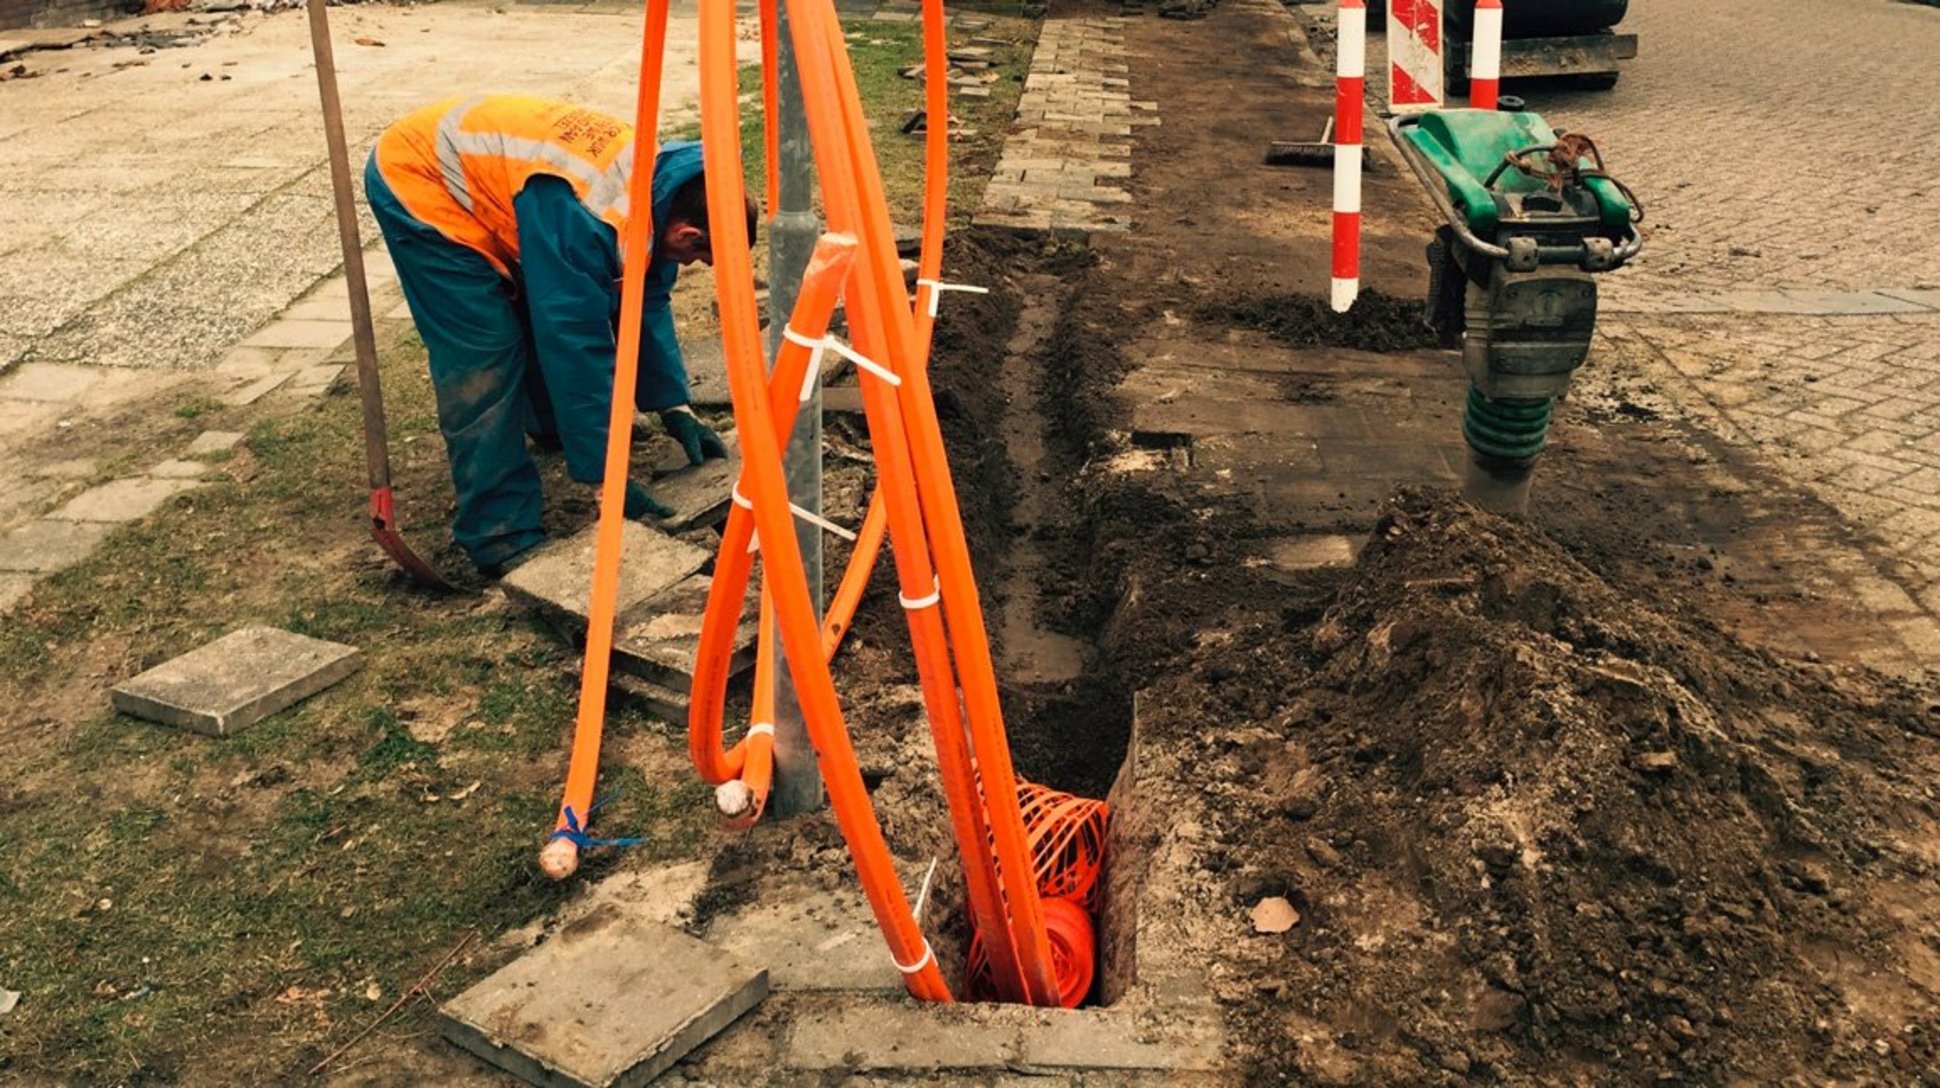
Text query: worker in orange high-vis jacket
364 95 752 575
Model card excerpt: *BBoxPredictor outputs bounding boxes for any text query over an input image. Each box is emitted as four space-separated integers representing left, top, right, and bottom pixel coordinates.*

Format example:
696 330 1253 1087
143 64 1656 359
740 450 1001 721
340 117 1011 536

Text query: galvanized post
767 0 825 817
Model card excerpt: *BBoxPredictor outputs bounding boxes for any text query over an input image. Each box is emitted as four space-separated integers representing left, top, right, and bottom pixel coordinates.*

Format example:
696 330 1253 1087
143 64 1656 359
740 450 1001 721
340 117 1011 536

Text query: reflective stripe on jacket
374 94 637 278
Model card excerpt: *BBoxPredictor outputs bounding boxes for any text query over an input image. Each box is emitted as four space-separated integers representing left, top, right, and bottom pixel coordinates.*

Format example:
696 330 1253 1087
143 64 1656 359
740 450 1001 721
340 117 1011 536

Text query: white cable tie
746 722 776 739
916 278 990 318
783 325 828 403
911 857 940 922
898 576 942 611
790 502 858 542
823 337 903 387
892 938 936 976
737 488 857 543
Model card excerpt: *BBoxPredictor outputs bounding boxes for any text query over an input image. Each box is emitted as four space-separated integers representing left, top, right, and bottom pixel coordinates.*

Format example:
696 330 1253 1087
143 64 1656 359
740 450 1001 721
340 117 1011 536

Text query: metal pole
767 0 824 817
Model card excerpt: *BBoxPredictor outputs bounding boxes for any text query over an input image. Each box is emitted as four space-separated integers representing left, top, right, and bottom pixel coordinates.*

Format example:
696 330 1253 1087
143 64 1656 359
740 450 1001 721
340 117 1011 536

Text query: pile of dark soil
1120 489 1940 1084
1200 290 1441 354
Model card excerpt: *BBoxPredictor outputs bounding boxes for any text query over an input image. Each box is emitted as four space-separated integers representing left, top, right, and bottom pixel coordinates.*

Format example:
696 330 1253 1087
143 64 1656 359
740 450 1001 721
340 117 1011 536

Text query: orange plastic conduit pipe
780 0 1041 1003
695 0 951 1001
689 232 857 787
794 0 1062 1005
540 0 674 881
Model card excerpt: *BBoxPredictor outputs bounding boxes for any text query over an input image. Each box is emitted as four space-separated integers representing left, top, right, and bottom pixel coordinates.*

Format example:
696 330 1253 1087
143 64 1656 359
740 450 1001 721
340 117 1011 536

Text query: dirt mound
1124 490 1940 1083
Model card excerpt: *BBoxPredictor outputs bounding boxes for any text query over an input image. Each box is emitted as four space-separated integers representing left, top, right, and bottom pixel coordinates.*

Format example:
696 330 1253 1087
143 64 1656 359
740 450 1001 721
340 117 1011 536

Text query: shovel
304 0 452 590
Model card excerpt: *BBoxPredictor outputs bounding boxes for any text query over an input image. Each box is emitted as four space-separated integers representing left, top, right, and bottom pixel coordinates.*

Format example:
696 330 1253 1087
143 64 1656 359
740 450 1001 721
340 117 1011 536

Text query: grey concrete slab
185 430 245 457
609 671 690 724
614 573 757 693
0 363 101 403
1264 534 1358 571
240 318 353 351
648 454 737 533
439 910 767 1088
146 460 209 480
1878 288 1940 312
111 626 364 736
500 521 712 639
49 477 197 523
0 520 116 574
0 573 30 613
221 370 294 407
703 883 906 994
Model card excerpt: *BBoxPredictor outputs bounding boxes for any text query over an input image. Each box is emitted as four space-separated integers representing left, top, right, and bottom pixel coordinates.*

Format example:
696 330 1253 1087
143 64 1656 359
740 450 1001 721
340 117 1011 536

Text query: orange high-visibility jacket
373 95 635 279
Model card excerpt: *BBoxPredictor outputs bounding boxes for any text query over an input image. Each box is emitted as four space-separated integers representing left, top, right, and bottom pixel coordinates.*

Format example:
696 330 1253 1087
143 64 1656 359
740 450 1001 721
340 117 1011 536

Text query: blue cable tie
548 802 645 850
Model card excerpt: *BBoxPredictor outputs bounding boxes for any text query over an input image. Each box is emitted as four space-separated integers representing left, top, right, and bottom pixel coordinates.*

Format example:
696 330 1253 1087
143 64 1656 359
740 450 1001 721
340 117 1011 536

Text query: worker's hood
650 139 705 229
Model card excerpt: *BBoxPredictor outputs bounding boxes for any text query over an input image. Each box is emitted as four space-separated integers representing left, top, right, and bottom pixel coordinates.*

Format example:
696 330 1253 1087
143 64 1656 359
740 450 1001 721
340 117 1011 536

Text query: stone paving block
111 626 365 736
1879 288 1940 312
240 318 354 350
1265 534 1358 571
614 573 757 693
276 296 352 323
222 370 296 407
440 909 767 1088
0 519 116 574
704 882 905 994
1014 1007 1224 1071
213 344 281 379
26 457 99 479
186 430 246 457
0 362 101 403
649 453 738 533
500 520 711 639
786 1004 1022 1070
146 459 208 480
0 573 31 613
285 363 346 396
50 477 196 523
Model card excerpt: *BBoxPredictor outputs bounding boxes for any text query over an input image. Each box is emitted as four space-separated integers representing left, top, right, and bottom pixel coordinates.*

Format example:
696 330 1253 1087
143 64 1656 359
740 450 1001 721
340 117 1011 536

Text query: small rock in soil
1250 896 1300 933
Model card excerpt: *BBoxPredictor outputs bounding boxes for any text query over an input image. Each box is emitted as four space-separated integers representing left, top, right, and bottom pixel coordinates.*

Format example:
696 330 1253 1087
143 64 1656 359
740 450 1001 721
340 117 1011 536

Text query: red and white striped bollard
1331 0 1365 313
1470 0 1503 110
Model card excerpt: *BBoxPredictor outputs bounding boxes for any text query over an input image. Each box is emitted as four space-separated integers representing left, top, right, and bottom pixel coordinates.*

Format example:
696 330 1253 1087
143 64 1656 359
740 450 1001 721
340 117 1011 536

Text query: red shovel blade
369 487 455 590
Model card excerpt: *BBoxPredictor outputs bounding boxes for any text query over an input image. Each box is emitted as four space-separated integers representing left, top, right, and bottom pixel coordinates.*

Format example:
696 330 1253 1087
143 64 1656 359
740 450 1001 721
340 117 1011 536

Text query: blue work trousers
364 157 551 570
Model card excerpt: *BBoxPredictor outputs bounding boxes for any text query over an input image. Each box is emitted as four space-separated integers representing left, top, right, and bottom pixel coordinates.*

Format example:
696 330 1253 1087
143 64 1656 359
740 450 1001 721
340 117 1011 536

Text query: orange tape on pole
541 0 673 881
697 0 951 1001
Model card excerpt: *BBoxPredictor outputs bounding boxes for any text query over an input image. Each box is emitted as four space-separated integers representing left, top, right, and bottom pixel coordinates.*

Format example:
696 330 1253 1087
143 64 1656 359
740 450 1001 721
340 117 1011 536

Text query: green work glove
623 479 674 521
660 405 728 466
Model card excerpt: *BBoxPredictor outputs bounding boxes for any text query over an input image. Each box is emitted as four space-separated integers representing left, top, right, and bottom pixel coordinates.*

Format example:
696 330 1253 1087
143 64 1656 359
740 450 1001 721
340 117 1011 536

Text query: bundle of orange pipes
540 0 1107 1009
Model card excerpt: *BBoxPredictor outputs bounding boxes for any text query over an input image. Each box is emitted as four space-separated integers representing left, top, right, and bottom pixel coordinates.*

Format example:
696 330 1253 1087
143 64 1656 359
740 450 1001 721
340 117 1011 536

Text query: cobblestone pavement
1553 0 1940 639
975 16 1154 232
0 2 729 612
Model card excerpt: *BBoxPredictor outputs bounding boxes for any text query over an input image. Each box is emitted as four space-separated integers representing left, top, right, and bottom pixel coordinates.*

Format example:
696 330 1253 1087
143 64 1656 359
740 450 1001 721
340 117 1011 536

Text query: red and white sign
1387 0 1443 112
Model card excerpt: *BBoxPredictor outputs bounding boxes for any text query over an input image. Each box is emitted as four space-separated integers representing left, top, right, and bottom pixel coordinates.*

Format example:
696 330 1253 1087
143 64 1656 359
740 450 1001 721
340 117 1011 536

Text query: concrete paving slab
285 362 346 396
0 520 116 574
703 883 906 994
49 477 196 523
610 671 691 724
648 453 737 533
240 318 353 351
146 460 209 480
1879 288 1940 312
1265 534 1359 571
500 521 712 639
185 430 246 457
221 370 294 407
111 626 365 736
439 909 767 1088
0 362 101 403
0 573 30 614
25 457 99 480
614 573 757 693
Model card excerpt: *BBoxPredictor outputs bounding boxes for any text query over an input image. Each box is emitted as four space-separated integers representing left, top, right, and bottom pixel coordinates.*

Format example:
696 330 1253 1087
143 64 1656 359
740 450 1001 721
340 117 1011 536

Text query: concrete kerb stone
240 318 355 351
